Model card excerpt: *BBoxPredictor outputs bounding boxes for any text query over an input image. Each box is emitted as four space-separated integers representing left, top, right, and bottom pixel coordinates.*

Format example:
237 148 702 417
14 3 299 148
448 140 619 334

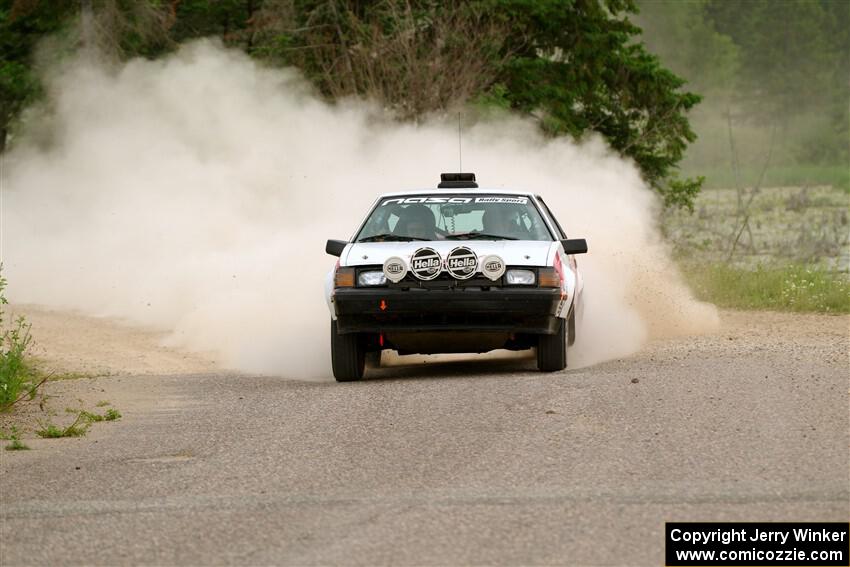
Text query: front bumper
332 287 562 334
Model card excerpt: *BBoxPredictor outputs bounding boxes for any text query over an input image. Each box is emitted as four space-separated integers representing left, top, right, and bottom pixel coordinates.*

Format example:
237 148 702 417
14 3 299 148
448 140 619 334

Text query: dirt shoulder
1 305 226 440
649 308 849 364
12 304 224 377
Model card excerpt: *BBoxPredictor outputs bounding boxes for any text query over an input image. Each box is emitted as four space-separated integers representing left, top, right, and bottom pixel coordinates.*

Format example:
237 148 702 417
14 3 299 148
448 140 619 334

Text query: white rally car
324 173 587 381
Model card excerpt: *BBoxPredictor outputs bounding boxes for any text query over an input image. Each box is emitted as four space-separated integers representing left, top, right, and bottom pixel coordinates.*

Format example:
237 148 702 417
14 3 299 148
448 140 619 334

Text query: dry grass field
664 185 850 313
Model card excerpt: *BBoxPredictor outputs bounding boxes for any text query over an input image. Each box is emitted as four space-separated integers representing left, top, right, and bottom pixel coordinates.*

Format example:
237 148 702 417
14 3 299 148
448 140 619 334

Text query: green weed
682 263 850 313
35 424 67 438
78 410 104 422
3 425 29 450
49 371 100 381
63 406 121 426
36 413 90 438
0 267 46 411
6 437 29 451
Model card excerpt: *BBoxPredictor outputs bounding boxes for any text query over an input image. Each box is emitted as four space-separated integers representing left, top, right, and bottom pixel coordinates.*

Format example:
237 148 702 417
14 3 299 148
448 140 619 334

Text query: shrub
0 267 39 410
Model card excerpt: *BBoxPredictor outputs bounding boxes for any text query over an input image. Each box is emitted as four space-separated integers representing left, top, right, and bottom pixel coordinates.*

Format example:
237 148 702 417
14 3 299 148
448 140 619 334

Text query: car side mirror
561 238 588 255
326 239 347 257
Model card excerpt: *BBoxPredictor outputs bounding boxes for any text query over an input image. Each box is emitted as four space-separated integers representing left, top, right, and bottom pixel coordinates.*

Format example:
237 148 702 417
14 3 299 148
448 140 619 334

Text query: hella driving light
505 269 536 285
358 271 387 286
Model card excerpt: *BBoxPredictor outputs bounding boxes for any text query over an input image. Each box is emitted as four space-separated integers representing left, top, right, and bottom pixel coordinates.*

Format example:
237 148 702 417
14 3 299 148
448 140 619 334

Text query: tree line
2 1 847 207
637 0 848 184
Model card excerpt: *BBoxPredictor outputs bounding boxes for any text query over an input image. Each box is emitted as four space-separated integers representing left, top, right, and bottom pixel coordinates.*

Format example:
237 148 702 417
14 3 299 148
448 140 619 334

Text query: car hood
343 240 556 267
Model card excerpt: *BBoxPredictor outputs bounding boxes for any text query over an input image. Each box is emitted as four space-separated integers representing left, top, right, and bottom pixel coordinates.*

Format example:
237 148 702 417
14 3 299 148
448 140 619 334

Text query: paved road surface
2 311 847 565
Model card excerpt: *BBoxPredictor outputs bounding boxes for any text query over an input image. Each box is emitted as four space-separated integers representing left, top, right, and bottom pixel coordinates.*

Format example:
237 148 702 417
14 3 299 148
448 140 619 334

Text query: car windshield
355 194 553 242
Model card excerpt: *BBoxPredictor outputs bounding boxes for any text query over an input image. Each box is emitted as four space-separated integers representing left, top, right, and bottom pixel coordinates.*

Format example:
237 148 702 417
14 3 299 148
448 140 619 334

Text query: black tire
567 309 576 346
537 317 567 372
331 320 365 382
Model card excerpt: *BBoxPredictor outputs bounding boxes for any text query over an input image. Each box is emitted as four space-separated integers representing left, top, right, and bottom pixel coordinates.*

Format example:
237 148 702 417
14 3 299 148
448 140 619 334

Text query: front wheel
331 320 365 382
537 318 567 372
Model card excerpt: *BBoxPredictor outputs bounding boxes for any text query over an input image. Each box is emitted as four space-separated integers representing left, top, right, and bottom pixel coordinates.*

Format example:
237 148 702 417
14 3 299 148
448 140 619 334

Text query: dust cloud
1 41 718 378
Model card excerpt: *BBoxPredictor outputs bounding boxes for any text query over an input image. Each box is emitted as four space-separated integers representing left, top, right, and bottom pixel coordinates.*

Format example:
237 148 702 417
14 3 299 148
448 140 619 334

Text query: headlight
357 270 387 286
505 269 536 285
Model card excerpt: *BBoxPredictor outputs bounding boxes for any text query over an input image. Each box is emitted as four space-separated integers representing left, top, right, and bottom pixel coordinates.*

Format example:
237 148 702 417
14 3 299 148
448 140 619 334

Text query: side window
537 197 566 239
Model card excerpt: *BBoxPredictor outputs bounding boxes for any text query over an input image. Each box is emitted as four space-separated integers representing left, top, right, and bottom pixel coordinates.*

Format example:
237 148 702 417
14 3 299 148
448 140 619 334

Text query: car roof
377 188 538 198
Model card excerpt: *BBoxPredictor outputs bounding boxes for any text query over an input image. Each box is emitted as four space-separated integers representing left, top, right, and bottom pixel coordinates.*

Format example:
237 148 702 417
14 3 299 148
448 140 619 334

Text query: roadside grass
0 268 45 412
1 264 123 446
26 357 107 381
692 164 850 192
0 359 43 409
71 408 122 423
36 412 90 438
35 406 123 439
682 263 850 313
6 437 29 450
48 370 102 381
2 426 30 450
4 404 123 446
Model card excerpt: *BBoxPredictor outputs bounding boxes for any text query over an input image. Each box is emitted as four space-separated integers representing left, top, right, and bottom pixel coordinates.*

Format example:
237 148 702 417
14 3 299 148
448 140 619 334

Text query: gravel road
1 310 847 565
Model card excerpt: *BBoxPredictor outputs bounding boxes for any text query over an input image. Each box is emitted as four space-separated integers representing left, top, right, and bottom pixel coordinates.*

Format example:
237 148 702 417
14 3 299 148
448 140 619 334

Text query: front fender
324 269 336 320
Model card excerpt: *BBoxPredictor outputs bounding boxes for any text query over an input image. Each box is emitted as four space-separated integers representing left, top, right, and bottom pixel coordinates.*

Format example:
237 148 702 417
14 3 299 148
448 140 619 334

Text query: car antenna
457 112 463 172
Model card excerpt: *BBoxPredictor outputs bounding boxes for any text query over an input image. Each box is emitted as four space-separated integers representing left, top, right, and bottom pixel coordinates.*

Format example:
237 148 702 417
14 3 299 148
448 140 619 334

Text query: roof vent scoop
438 172 478 189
